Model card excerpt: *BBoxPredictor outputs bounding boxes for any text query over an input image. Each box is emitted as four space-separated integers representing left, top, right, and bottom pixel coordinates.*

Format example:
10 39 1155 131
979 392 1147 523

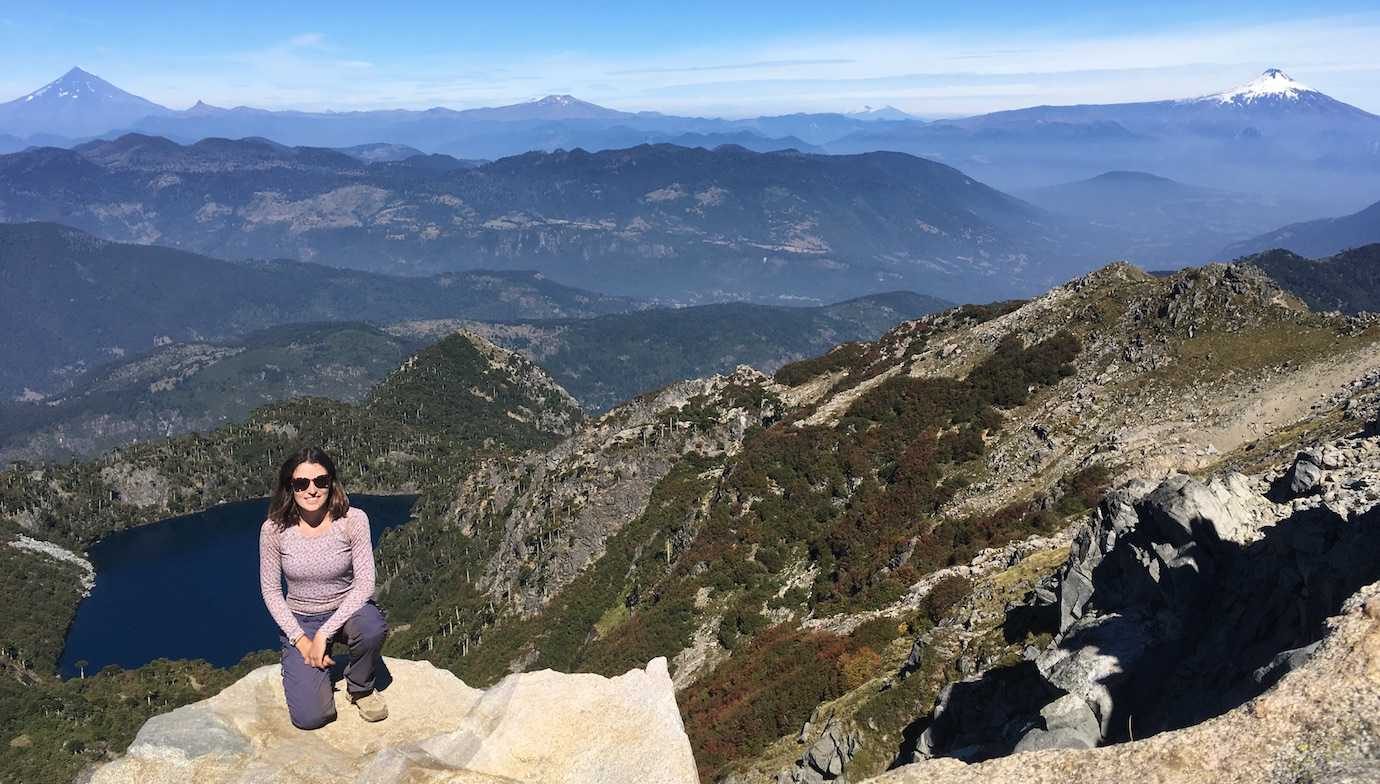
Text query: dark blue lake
58 494 415 678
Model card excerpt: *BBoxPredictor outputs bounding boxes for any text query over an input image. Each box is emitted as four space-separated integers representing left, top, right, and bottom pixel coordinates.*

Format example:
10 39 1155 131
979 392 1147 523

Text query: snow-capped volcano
21 67 134 103
520 94 627 118
0 67 171 138
1181 67 1377 121
1202 68 1315 105
457 93 632 122
848 105 915 122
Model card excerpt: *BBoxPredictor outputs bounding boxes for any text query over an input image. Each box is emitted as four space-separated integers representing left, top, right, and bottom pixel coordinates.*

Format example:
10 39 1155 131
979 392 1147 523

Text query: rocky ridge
912 457 1365 756
870 262 1367 516
386 291 950 414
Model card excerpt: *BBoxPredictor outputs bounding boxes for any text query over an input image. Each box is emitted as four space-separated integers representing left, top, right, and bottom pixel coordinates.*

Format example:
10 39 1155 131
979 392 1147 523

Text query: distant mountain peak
520 94 612 112
1090 170 1176 183
0 67 172 137
23 66 119 102
470 93 627 121
1204 68 1316 105
9 67 167 111
185 99 227 115
848 105 914 121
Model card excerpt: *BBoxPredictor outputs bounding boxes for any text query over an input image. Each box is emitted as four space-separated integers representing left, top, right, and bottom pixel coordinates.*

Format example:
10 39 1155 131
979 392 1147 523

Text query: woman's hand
297 632 334 669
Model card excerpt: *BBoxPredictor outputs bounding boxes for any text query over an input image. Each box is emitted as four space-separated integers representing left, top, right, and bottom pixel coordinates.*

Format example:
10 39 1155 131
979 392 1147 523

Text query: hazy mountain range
0 68 905 158
2 65 1378 291
1 67 1375 212
0 137 1085 303
2 133 1373 310
0 322 425 461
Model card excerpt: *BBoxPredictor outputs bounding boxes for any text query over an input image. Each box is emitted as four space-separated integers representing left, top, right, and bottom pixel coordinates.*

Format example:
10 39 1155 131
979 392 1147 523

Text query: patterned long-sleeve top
258 506 376 644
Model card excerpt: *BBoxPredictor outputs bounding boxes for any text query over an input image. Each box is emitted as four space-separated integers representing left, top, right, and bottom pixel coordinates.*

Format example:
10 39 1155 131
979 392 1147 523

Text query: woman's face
291 461 331 514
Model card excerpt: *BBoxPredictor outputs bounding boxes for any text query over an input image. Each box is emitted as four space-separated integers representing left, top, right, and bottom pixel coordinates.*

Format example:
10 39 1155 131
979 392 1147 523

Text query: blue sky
3 1 1379 117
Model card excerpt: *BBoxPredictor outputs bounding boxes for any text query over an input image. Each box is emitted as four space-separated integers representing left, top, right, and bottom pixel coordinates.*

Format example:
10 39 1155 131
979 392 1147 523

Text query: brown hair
267 446 350 531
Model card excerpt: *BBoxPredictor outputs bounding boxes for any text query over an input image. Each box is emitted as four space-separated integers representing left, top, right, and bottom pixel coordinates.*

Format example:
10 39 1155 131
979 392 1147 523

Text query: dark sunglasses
290 474 332 492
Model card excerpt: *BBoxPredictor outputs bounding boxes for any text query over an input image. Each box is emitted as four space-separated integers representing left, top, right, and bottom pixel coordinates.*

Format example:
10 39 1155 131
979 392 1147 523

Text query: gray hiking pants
278 600 389 730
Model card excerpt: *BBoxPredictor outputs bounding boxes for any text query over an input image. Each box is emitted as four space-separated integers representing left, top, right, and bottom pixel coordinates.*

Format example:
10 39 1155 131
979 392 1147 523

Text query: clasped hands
295 630 335 669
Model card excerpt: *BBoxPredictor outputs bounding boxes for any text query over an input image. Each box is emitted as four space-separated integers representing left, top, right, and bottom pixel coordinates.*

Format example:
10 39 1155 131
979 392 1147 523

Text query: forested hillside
1244 244 1380 313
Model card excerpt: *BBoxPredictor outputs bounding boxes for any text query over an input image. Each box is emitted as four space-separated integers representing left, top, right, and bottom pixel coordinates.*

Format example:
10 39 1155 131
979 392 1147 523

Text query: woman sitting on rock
258 446 390 729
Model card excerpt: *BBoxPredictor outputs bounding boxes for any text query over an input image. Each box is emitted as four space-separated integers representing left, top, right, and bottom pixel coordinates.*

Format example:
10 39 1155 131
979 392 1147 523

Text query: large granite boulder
84 657 698 784
1286 449 1325 497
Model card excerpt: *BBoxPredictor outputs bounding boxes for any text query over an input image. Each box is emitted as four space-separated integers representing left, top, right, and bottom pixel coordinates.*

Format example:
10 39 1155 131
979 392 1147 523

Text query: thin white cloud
289 32 326 48
610 58 855 75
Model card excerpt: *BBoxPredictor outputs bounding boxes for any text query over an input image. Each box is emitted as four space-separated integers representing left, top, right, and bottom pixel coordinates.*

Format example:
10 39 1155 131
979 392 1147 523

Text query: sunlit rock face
84 656 699 784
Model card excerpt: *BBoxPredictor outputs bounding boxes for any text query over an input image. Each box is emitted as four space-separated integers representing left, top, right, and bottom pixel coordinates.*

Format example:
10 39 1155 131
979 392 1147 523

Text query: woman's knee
290 703 337 730
285 680 337 730
350 604 389 649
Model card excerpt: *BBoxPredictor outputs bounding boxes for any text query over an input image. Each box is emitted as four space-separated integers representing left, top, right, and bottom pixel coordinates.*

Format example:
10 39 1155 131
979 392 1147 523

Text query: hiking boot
348 690 388 722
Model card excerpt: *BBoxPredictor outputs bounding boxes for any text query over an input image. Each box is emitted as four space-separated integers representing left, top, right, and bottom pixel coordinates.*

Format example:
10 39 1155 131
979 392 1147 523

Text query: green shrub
921 576 973 624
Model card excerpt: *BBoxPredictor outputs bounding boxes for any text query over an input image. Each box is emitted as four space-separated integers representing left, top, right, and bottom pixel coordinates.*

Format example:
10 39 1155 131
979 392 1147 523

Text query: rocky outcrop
864 581 1380 784
773 716 863 784
83 657 698 784
910 433 1380 766
451 367 781 616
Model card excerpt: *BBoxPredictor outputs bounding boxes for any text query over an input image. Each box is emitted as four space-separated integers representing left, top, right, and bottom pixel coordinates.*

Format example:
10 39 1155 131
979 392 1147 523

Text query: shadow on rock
910 467 1380 762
